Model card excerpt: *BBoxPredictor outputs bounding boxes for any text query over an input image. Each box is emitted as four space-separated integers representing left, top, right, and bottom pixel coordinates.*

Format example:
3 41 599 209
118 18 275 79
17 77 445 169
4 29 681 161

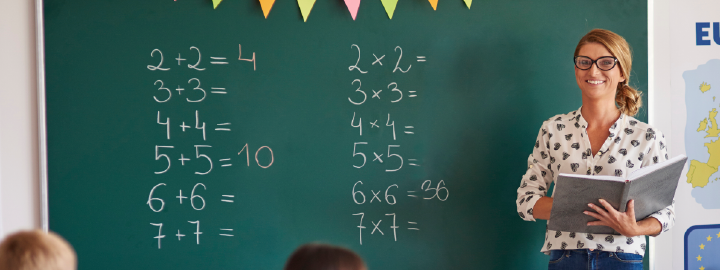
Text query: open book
548 155 687 235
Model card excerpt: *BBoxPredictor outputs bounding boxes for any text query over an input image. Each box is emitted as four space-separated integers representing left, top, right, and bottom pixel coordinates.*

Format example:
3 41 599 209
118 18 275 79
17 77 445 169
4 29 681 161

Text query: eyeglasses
574 56 618 71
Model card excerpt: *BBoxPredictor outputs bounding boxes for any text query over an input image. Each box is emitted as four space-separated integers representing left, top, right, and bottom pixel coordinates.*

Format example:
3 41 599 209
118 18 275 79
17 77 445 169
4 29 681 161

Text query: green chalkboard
43 0 648 269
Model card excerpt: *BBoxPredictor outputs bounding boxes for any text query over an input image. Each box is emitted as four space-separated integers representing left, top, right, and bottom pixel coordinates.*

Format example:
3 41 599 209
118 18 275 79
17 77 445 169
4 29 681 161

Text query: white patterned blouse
516 107 675 256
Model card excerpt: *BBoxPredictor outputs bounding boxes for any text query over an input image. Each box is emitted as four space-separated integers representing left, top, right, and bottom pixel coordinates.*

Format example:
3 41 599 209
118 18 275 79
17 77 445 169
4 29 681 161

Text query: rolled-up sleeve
640 129 675 236
517 123 554 222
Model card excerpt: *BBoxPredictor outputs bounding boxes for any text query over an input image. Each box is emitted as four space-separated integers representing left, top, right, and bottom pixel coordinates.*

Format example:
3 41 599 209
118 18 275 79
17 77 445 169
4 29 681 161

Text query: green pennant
212 0 223 9
298 0 316 22
381 0 398 19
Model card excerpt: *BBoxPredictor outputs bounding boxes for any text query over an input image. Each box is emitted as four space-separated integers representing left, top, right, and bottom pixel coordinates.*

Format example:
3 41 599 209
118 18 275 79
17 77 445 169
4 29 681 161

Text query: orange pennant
259 0 275 18
428 0 437 10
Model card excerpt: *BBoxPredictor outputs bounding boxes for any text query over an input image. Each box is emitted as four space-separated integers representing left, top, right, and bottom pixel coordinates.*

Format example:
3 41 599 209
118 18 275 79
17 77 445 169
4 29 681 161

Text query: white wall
0 0 41 237
648 0 673 269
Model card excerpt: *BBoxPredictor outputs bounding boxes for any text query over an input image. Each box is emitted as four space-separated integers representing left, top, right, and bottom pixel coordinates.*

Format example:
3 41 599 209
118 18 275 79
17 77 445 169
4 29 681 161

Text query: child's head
0 230 76 270
284 243 366 270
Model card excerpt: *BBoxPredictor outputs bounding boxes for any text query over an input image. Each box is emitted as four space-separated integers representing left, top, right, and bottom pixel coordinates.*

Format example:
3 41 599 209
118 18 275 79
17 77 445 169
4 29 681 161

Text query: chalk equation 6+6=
147 183 239 212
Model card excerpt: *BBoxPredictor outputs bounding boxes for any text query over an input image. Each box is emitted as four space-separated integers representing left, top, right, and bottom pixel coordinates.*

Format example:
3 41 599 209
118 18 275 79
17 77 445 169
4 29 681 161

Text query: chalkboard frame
36 0 50 232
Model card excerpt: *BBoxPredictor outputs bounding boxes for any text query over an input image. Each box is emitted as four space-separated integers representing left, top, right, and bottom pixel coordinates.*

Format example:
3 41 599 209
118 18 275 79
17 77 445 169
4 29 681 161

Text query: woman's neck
581 101 621 129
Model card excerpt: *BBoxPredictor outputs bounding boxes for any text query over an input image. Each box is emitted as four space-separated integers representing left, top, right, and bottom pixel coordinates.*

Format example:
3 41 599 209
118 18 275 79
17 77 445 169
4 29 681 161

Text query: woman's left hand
584 199 639 237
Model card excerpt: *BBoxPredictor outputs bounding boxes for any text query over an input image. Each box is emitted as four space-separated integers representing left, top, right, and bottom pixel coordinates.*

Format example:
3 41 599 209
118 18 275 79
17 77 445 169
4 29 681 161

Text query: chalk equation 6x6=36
352 180 449 205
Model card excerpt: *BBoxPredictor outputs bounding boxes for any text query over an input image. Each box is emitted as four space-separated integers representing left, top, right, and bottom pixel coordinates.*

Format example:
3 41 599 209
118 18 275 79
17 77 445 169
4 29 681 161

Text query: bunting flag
212 0 223 9
380 0 398 19
344 0 361 20
297 0 316 22
464 0 471 9
428 0 438 10
259 0 275 18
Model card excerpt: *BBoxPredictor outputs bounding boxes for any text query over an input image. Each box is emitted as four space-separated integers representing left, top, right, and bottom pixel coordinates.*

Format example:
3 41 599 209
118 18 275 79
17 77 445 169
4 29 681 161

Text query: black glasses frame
574 56 618 71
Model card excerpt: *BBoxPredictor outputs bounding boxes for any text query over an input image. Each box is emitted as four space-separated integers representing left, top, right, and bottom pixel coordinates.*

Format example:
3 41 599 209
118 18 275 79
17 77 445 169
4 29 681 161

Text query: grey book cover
547 155 687 235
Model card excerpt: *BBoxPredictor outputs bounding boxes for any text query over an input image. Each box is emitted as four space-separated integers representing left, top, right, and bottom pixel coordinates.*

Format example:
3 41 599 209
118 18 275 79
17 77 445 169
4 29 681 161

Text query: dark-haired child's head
284 243 366 270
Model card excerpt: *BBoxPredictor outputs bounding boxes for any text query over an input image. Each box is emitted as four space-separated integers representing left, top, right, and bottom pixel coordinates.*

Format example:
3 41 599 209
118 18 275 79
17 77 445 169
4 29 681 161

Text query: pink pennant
344 0 361 20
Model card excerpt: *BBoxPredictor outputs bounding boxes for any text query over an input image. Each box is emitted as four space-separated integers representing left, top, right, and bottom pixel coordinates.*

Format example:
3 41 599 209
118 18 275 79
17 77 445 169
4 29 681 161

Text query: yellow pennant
464 0 471 9
428 0 438 10
381 0 398 19
259 0 275 18
212 0 223 9
298 0 316 22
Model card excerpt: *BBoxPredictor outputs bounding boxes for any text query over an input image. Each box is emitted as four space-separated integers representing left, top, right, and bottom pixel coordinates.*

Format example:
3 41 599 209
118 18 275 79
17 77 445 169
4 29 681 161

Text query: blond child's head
0 230 76 270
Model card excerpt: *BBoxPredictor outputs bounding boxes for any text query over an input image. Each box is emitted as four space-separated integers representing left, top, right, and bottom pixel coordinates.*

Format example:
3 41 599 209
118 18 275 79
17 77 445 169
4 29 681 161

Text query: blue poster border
684 224 720 270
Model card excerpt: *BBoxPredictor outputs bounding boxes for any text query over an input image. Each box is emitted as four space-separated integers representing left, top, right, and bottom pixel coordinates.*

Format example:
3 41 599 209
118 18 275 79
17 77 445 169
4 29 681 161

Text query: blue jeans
547 249 643 270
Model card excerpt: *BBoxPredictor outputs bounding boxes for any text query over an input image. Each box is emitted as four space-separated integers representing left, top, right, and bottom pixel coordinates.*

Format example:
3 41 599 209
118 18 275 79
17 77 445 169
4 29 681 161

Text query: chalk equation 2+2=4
147 45 257 72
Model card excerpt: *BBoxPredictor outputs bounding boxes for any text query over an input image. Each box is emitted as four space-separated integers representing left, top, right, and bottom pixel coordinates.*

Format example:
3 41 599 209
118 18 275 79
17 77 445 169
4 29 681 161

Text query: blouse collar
574 106 625 132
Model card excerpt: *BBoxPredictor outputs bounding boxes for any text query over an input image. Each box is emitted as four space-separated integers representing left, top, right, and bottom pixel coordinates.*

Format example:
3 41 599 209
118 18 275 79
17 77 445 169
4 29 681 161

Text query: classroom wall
648 0 673 269
0 0 41 237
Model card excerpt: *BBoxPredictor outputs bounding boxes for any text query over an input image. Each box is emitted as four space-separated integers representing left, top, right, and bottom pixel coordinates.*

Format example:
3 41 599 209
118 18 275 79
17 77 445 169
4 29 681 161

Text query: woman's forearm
532 196 553 220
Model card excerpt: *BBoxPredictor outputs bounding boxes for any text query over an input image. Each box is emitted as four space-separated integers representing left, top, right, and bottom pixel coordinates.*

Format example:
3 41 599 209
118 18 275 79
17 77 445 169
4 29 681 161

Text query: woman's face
575 42 625 102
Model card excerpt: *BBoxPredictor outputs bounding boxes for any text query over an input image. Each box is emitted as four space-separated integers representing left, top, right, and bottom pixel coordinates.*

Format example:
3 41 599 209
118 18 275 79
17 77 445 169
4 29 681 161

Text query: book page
628 155 688 180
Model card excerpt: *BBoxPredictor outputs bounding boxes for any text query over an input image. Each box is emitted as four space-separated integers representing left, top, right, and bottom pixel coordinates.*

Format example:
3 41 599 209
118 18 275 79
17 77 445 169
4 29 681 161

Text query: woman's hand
584 199 639 237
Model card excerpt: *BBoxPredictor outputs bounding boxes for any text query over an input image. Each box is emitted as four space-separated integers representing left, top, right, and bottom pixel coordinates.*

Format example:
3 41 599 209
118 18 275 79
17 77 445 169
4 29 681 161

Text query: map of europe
685 59 720 209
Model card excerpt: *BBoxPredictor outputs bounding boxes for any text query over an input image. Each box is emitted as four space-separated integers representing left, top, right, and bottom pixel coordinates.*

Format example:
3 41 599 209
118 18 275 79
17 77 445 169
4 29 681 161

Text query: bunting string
207 0 472 22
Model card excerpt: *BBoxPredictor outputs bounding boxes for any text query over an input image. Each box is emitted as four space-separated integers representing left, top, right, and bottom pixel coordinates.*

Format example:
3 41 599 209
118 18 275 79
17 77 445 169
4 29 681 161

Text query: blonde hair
574 29 643 116
0 230 77 270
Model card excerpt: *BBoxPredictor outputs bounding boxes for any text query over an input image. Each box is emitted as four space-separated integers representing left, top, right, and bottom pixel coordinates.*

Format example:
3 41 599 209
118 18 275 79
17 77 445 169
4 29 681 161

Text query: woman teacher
516 29 675 269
